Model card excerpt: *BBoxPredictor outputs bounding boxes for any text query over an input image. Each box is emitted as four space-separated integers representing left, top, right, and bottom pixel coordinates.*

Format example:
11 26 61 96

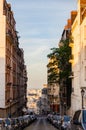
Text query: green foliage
47 38 71 84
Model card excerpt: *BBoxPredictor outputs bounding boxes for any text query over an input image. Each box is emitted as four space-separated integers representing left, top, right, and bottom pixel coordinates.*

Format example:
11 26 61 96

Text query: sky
7 0 77 89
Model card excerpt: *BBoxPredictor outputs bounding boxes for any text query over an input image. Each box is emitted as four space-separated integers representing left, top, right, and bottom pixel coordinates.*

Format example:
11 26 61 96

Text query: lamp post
9 98 13 118
64 102 66 115
81 89 85 109
52 95 54 113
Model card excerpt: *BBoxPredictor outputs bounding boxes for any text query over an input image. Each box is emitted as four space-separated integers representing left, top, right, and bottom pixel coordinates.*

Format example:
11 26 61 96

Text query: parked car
81 109 86 129
4 118 12 130
11 118 19 130
61 115 71 130
17 116 24 129
72 109 86 130
47 114 53 123
30 114 36 121
52 115 62 129
23 115 31 127
0 118 5 130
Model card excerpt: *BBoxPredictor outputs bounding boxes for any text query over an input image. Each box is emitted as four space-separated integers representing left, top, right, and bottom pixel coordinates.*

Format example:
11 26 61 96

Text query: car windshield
82 110 86 123
73 110 81 121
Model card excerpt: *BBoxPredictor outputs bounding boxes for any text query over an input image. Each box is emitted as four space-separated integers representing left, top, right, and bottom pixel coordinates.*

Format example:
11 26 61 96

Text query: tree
47 38 72 107
47 54 59 83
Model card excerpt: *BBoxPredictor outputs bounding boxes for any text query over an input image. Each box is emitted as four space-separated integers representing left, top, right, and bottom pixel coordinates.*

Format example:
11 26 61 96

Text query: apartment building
69 0 86 115
0 0 27 117
40 85 50 114
47 57 60 113
27 89 41 114
48 83 59 113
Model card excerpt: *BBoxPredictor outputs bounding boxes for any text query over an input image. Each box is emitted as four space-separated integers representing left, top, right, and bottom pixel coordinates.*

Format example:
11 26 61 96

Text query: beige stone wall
0 0 6 108
70 0 86 116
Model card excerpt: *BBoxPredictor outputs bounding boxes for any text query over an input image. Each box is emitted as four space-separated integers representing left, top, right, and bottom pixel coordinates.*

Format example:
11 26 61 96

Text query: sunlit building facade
27 89 41 114
59 19 72 115
69 0 86 115
47 57 60 113
40 85 50 114
48 83 60 113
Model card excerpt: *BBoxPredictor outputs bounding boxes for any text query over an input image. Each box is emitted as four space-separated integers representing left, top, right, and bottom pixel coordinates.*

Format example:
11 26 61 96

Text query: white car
72 109 86 130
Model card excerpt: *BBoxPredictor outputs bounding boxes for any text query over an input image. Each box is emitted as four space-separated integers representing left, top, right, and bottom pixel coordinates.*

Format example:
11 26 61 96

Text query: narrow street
24 116 58 130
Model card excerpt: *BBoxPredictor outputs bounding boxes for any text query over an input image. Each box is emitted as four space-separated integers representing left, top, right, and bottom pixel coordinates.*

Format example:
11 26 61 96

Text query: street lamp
64 102 66 115
81 89 85 109
9 98 13 118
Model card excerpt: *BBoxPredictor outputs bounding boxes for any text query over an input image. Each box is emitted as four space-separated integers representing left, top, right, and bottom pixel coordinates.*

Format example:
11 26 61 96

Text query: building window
84 26 86 39
84 46 86 60
85 66 86 80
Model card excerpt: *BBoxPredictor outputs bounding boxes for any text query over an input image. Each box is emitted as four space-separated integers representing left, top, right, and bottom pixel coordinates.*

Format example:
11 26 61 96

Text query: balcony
3 9 6 15
81 7 86 21
69 55 74 64
6 30 14 42
6 82 12 86
6 64 11 70
69 72 74 79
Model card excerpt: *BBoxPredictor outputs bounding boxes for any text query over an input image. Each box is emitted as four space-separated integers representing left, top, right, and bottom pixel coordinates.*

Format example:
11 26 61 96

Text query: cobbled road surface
24 116 58 130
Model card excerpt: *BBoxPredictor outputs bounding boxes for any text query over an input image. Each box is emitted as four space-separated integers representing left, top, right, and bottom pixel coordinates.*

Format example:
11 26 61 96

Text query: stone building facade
69 0 86 115
0 0 27 117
